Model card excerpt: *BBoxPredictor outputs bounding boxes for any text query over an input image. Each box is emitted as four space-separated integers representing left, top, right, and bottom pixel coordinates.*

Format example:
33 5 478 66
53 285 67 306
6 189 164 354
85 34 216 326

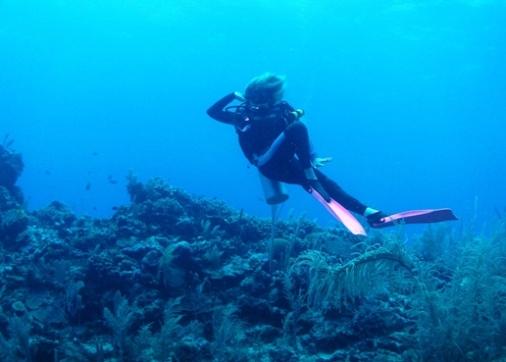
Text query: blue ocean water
1 0 505 230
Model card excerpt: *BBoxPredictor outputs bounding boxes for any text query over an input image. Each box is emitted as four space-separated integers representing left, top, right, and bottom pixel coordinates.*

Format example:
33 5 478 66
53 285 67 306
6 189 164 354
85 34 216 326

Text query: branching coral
411 234 506 361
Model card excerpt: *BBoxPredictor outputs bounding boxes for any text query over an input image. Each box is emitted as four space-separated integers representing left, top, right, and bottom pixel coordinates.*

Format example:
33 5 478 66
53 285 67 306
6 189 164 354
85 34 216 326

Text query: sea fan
103 291 136 360
287 243 414 310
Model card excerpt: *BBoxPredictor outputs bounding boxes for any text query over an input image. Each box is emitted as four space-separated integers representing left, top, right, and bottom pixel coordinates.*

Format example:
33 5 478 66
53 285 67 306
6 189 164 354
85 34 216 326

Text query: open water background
1 0 505 231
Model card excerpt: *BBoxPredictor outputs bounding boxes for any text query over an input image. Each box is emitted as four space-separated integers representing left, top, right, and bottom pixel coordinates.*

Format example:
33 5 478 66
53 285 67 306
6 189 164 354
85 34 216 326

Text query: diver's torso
236 102 292 163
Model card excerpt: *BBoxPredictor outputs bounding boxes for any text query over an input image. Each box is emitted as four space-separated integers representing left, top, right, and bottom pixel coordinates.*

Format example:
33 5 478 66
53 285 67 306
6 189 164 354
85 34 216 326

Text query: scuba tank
258 172 289 205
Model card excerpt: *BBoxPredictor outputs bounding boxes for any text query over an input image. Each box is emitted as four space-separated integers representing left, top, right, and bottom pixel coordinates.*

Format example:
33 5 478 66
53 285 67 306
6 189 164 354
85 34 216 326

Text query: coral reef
0 151 505 361
0 138 24 203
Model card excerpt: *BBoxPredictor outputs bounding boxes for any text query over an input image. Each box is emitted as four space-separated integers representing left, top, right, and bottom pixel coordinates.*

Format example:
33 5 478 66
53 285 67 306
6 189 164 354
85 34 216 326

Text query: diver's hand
233 91 246 102
313 157 333 168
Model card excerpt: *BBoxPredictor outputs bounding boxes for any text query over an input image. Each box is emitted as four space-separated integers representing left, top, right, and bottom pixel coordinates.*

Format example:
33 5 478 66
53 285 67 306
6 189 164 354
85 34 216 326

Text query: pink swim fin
371 208 458 228
310 189 367 236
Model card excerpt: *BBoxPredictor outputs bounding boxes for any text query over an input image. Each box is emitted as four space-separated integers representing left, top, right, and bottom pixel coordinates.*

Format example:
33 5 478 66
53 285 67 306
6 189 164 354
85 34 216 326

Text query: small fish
85 182 91 191
107 175 118 185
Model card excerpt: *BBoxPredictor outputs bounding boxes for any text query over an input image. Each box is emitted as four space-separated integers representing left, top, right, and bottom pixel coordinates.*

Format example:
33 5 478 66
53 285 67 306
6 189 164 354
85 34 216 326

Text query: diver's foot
306 179 331 202
367 210 388 226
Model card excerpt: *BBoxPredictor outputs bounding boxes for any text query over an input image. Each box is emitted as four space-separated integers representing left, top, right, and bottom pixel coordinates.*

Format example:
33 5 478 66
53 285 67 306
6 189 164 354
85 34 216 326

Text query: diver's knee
284 120 307 137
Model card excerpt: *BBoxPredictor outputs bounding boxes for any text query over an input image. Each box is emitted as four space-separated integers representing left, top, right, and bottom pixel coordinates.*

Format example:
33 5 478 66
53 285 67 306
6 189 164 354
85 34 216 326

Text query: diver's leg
262 155 375 213
282 121 334 200
260 155 306 185
283 121 312 168
259 120 331 200
260 154 330 202
256 120 311 168
262 121 379 210
313 169 367 214
314 169 385 221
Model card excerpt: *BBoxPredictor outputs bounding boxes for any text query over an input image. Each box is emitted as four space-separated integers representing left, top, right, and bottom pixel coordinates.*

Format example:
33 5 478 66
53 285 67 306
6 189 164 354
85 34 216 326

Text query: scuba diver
207 73 385 232
207 73 456 235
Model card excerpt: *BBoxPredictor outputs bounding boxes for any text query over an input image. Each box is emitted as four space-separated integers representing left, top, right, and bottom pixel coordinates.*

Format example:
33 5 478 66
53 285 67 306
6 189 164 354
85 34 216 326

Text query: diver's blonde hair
244 72 286 105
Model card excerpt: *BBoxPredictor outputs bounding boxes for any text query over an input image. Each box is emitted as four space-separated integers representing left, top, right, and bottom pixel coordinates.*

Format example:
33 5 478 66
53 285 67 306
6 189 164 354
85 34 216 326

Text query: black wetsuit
207 93 367 215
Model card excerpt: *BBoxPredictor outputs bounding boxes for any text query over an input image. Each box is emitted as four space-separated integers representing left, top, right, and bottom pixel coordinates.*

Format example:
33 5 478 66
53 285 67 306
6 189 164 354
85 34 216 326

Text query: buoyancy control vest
230 101 301 164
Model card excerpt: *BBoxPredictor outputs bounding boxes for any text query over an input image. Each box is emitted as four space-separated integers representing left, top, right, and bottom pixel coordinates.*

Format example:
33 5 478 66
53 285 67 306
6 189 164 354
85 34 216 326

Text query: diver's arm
313 156 333 167
281 101 304 123
206 92 243 125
